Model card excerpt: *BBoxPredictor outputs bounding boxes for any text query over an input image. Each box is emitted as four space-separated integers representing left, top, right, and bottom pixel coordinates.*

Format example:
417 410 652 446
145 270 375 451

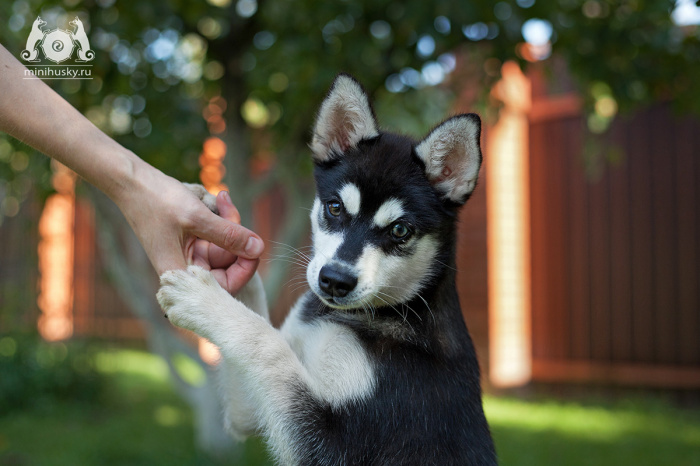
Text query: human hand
116 164 263 295
190 191 260 295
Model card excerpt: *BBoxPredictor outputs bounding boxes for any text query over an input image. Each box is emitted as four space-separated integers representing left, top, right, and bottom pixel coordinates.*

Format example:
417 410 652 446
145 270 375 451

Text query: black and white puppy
157 74 496 465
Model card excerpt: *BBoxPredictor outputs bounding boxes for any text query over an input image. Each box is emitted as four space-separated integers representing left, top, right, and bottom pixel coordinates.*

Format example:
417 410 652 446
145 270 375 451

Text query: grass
486 396 700 465
1 348 699 465
0 348 272 466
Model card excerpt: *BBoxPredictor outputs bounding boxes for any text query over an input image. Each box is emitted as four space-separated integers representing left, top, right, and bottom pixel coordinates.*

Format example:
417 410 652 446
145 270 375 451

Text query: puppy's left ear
415 114 482 204
310 74 379 163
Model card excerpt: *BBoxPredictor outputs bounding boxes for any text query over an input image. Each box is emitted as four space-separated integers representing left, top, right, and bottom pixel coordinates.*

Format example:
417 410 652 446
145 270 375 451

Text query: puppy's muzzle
318 264 357 298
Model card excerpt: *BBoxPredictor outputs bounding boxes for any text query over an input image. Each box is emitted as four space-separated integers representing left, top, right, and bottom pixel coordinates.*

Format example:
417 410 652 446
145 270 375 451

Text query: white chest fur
282 300 376 408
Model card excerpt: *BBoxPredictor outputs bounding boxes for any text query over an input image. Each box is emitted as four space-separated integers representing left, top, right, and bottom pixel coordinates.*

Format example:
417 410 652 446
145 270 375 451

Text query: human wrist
106 149 155 209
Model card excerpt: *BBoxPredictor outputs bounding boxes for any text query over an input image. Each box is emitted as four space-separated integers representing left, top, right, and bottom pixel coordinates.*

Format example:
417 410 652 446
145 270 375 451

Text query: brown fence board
608 123 633 362
651 106 679 364
532 359 700 388
588 151 612 362
675 117 699 364
566 117 591 361
628 111 656 364
545 118 569 361
456 165 489 366
529 120 549 360
72 199 94 335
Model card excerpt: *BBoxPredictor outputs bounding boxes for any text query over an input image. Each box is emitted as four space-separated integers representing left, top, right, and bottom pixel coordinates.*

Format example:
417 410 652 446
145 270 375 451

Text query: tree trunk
90 189 238 459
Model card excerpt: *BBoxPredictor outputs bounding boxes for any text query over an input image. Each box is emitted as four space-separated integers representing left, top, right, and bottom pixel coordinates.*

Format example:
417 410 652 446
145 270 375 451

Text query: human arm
0 44 262 292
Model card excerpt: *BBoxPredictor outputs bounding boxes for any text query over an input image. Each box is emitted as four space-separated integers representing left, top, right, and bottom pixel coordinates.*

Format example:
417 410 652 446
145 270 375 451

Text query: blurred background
1 0 700 464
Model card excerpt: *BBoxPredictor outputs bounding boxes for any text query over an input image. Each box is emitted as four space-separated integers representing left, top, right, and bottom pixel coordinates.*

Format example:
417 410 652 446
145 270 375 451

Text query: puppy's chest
284 317 376 407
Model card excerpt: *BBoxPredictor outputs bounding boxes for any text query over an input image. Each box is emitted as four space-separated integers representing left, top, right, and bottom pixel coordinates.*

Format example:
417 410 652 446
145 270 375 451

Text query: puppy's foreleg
157 266 314 463
234 272 269 321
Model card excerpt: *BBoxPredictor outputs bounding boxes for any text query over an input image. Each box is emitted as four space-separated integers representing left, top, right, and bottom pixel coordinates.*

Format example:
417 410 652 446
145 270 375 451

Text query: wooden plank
675 116 699 364
456 169 489 369
529 121 549 360
545 118 569 360
587 144 612 362
532 358 700 388
566 116 591 360
608 120 633 362
72 199 95 335
529 94 583 123
629 110 656 363
650 105 679 364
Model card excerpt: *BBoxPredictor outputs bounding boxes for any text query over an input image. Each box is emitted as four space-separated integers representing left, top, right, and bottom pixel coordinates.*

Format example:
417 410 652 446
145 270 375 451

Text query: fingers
191 238 212 270
207 258 259 294
193 208 264 259
187 189 262 292
216 191 241 224
206 243 237 269
225 257 259 294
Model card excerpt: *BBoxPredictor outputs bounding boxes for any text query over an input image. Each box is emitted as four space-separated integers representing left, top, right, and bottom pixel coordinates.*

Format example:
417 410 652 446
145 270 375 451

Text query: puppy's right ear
310 74 379 163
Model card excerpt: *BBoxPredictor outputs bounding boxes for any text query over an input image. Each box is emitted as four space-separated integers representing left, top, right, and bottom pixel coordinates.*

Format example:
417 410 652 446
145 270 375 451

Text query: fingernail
245 237 264 257
222 191 232 203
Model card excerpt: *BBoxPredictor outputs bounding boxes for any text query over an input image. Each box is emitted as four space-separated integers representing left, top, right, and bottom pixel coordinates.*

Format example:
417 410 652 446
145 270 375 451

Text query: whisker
413 293 436 324
267 254 310 263
376 285 434 319
376 290 423 323
283 277 308 288
269 241 313 261
290 284 310 294
433 258 457 272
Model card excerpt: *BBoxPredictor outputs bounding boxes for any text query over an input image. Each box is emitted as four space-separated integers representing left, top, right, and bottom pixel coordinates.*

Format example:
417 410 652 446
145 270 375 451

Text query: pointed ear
415 114 482 204
310 74 379 163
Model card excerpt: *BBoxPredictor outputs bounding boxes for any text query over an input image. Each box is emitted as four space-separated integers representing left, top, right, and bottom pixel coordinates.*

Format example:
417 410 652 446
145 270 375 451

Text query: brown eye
327 201 342 217
390 222 411 240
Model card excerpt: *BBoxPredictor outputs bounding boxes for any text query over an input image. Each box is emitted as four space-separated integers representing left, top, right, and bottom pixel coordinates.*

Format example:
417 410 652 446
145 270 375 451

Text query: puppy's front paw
157 265 224 333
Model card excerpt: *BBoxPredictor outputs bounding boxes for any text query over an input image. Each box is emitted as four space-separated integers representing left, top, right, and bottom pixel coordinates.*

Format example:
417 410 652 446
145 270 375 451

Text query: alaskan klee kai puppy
157 74 496 465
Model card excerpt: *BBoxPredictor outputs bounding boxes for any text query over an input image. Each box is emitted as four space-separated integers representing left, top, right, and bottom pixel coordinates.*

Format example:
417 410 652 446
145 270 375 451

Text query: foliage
2 0 699 222
0 334 104 414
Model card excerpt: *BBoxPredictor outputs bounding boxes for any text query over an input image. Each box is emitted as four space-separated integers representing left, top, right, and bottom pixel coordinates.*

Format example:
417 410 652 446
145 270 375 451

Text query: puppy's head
306 74 482 310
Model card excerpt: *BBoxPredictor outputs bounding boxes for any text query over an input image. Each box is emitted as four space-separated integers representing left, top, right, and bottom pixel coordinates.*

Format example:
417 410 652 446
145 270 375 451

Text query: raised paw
156 265 228 334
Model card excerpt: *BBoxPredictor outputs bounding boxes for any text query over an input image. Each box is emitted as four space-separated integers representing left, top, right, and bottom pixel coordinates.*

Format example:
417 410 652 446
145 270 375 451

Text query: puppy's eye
390 222 411 241
326 201 342 217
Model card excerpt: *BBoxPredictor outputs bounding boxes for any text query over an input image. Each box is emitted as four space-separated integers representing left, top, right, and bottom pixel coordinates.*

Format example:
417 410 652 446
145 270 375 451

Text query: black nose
318 265 357 298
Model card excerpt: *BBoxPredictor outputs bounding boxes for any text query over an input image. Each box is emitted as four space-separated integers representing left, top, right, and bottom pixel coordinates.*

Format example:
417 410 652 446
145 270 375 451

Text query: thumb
192 208 264 259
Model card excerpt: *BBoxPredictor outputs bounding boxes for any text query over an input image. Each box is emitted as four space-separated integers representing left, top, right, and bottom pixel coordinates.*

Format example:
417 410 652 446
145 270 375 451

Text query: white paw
156 265 225 333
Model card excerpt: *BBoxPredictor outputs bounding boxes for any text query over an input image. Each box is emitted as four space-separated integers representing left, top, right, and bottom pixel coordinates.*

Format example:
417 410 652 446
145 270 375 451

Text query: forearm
0 45 263 276
0 44 144 203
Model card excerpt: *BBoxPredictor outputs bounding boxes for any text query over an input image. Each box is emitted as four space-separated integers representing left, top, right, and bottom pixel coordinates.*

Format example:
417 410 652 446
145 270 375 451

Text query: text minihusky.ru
23 67 92 79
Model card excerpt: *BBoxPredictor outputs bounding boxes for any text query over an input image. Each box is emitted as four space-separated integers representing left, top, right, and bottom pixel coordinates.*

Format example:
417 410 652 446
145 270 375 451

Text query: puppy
158 74 496 465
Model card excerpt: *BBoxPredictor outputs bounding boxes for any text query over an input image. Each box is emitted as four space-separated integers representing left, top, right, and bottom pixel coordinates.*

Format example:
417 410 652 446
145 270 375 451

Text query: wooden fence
529 100 700 387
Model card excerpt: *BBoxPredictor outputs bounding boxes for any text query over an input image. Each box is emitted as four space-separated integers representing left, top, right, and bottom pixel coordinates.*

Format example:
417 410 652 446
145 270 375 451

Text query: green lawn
0 349 272 466
486 396 700 465
1 348 699 465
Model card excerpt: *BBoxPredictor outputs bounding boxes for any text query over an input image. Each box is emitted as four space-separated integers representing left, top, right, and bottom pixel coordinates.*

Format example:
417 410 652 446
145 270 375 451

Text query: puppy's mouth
315 292 361 310
310 285 377 311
